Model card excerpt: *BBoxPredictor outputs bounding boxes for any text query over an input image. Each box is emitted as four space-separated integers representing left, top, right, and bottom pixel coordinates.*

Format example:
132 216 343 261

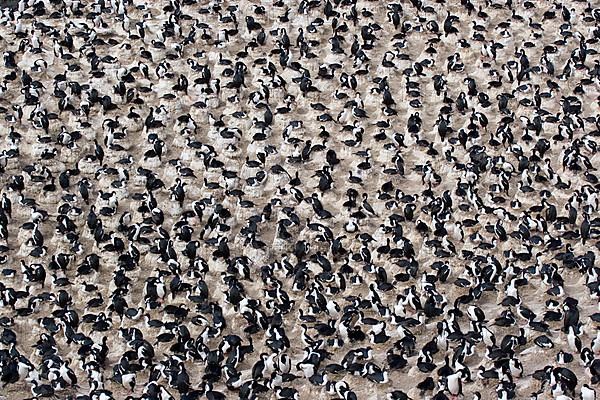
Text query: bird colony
0 0 600 399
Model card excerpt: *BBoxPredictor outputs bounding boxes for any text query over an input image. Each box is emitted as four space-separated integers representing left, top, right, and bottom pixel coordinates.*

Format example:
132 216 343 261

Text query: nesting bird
0 0 598 399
